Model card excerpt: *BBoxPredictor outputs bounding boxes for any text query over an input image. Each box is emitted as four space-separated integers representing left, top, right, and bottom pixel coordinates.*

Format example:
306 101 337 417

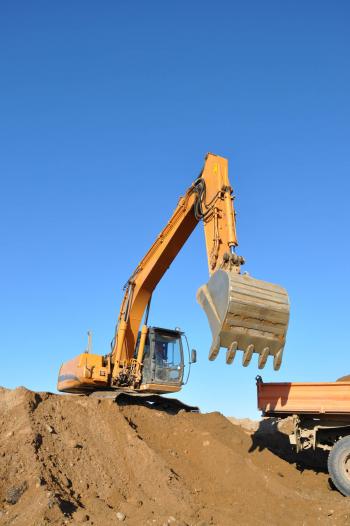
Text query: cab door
140 328 184 386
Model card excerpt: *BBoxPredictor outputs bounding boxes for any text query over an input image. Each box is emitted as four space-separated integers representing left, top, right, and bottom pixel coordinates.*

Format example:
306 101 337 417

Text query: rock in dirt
5 481 28 504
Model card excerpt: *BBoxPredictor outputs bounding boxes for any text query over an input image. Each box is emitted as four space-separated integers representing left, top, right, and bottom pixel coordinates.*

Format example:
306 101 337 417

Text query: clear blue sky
1 1 349 418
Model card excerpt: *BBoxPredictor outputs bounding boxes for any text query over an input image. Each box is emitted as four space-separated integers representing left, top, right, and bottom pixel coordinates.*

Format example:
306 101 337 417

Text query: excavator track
89 390 200 414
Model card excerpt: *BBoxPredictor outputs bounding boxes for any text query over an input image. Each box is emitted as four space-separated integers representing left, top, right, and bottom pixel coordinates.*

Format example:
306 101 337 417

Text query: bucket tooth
242 344 254 367
273 349 283 371
258 347 270 370
226 341 238 364
209 335 221 361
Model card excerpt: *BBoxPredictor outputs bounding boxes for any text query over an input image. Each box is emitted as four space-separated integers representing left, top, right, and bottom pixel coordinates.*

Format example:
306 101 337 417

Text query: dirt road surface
0 387 349 525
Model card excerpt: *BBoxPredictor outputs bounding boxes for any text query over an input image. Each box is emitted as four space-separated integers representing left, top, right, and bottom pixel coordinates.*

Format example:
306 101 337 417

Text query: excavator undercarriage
89 390 200 414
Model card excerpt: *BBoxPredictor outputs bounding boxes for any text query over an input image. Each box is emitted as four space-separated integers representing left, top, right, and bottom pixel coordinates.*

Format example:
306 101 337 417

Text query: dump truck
257 375 350 496
57 153 290 408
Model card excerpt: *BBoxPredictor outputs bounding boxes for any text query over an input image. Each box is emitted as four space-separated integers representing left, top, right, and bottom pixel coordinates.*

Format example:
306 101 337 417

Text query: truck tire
328 436 350 496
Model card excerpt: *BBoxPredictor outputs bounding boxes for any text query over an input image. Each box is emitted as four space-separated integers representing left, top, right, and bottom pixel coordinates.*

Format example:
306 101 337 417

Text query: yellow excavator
58 153 289 407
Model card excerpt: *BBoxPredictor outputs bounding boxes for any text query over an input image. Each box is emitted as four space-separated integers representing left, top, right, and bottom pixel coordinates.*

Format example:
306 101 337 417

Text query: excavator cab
138 327 185 390
56 327 187 395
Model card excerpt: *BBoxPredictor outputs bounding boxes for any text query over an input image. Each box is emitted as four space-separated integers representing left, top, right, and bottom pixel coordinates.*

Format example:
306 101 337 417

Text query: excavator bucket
197 269 290 370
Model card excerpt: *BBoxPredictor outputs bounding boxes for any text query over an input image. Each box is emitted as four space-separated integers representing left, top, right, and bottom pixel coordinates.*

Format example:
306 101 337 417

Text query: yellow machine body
57 153 290 396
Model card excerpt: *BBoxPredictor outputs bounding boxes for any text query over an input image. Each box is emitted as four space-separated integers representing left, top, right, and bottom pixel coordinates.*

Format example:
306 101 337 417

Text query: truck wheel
328 436 350 496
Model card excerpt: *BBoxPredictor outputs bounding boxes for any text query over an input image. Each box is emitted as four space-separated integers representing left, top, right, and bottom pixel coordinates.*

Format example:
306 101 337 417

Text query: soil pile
0 387 349 526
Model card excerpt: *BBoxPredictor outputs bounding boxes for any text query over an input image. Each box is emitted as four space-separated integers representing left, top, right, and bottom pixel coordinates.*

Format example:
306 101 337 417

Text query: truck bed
257 377 350 416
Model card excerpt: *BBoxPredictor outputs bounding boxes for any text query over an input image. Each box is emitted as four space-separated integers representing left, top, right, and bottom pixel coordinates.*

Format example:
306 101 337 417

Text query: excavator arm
57 153 289 395
112 154 242 372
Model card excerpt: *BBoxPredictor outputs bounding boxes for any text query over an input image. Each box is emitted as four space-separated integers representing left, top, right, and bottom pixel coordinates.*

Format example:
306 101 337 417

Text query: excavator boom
57 153 289 396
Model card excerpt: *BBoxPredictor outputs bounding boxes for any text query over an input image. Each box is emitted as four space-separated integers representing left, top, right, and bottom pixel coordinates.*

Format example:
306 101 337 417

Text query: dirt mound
226 417 259 433
0 387 349 526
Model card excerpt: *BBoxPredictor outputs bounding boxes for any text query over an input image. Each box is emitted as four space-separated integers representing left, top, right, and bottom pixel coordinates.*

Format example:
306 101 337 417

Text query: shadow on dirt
115 394 199 415
249 417 328 473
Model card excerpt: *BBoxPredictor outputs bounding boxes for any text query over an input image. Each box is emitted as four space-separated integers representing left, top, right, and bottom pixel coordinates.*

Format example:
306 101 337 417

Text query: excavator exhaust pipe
197 270 290 370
